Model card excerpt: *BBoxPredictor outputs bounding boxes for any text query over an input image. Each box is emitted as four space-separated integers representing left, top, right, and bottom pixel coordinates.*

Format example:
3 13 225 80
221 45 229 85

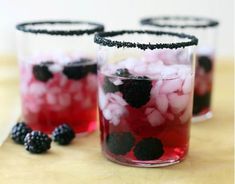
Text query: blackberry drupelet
33 61 54 82
52 124 75 145
106 132 135 155
63 58 96 80
198 55 212 73
134 137 164 160
24 131 51 154
120 76 152 108
11 122 32 144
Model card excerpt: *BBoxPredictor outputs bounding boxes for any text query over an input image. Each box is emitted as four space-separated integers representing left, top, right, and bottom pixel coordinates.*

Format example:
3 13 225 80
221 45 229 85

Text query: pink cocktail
98 57 193 166
94 30 198 167
20 54 97 134
16 21 104 134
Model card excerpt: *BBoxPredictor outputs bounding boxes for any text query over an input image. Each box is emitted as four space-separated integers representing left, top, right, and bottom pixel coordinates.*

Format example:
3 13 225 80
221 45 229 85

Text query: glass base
102 151 185 168
192 111 213 123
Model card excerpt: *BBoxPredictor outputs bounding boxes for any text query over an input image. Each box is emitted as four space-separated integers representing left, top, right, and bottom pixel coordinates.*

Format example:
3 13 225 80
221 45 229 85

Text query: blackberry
134 137 164 160
11 122 32 144
52 124 75 145
106 132 135 155
103 77 120 93
63 58 96 80
120 76 152 108
24 131 51 154
193 92 211 115
115 68 131 77
33 61 54 82
198 56 212 73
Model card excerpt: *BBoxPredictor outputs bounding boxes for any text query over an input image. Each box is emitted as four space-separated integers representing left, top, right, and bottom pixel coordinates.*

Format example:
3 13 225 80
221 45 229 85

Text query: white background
0 0 234 58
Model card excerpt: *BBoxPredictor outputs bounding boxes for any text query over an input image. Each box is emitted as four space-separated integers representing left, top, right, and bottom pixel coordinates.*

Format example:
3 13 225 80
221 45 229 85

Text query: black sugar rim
94 30 198 50
16 20 104 36
140 16 219 29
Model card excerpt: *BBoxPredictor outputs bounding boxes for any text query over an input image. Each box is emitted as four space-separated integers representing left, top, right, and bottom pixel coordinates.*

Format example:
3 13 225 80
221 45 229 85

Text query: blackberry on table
120 76 152 108
106 132 135 155
24 131 51 154
198 55 212 73
63 58 96 80
33 61 54 82
11 122 32 144
134 137 164 160
52 124 75 145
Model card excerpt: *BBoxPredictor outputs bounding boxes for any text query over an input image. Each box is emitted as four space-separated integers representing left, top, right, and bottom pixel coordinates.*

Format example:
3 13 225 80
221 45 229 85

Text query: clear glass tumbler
16 21 104 134
140 16 219 122
95 30 198 167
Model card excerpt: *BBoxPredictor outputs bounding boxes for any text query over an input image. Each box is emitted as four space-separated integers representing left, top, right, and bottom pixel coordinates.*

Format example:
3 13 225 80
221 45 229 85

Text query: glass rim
140 16 219 29
94 30 198 50
16 20 104 36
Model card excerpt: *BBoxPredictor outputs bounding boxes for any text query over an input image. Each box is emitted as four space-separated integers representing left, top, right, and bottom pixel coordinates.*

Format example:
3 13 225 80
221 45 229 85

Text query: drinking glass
140 16 219 122
16 20 104 134
95 30 198 167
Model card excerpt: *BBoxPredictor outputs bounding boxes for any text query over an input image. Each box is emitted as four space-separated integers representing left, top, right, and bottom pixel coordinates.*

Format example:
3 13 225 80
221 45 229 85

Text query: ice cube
108 103 126 116
112 78 123 86
49 64 63 73
29 83 46 96
176 65 191 82
147 64 163 75
151 80 163 96
60 76 68 87
147 109 165 126
111 116 120 126
160 78 183 94
58 93 71 107
69 81 82 93
20 83 29 95
46 93 57 105
119 58 137 70
182 75 193 94
103 109 112 120
101 64 118 76
49 87 61 94
144 50 161 63
155 94 168 114
179 106 192 124
145 107 155 115
98 87 108 110
26 101 40 113
146 96 156 106
109 93 127 106
133 64 147 75
86 74 98 91
160 67 178 78
168 93 190 113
